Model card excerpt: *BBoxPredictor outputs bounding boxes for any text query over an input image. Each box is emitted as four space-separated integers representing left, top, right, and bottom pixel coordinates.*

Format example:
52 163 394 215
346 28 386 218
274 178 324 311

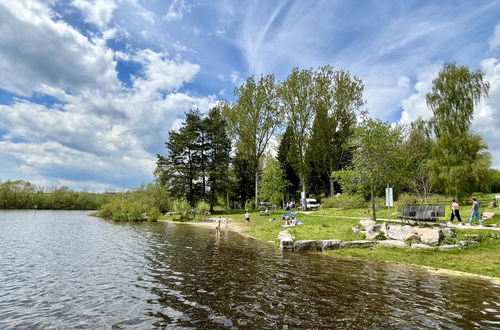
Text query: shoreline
158 218 500 284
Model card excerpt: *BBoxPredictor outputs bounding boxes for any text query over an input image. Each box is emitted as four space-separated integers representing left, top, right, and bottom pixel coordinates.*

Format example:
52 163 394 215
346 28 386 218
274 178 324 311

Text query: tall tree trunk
371 187 376 221
301 179 306 211
254 168 259 210
329 178 335 197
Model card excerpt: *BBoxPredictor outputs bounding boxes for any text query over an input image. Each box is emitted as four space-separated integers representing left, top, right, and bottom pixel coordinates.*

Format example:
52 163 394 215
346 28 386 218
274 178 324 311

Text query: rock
377 240 406 248
352 227 361 234
404 233 420 241
380 222 390 234
459 240 479 247
420 229 443 244
293 240 320 251
365 231 381 240
341 240 377 248
441 228 456 238
320 240 342 251
359 220 376 230
439 244 460 250
411 243 433 249
280 238 294 250
388 225 418 241
278 230 292 240
278 230 294 250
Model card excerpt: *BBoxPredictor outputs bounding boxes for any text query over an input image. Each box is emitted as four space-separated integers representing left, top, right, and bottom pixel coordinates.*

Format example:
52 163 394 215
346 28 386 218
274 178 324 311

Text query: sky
0 0 500 191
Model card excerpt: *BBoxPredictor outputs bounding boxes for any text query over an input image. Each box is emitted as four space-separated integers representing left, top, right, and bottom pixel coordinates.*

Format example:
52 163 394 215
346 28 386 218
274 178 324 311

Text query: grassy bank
164 209 500 278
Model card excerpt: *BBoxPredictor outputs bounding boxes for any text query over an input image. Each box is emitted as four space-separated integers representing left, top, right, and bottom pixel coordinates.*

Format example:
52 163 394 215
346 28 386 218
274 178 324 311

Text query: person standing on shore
468 197 483 227
449 200 463 225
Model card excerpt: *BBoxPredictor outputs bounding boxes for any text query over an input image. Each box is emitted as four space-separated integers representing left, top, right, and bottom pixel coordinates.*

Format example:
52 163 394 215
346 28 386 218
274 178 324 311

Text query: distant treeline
0 180 113 210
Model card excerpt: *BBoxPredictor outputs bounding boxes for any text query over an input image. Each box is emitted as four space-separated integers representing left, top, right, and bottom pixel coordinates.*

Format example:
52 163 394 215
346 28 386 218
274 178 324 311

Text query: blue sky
0 0 500 191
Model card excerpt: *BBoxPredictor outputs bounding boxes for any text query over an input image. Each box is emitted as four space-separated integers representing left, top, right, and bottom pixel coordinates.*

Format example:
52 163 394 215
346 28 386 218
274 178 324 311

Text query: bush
196 201 210 219
395 193 419 212
321 194 367 209
147 206 161 222
173 199 191 220
126 202 144 221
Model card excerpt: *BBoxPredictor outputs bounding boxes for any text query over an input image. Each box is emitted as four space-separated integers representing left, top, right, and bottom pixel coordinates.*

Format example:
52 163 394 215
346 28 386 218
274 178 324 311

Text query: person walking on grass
245 211 250 225
449 199 463 226
468 196 483 227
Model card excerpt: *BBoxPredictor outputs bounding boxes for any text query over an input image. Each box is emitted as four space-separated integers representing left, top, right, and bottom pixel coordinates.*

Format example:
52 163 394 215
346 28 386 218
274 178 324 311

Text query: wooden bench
398 206 445 223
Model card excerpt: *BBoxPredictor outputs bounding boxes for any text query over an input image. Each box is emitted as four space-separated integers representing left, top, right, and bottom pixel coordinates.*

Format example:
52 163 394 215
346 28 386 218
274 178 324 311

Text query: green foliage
277 126 301 202
426 63 491 200
96 183 171 222
195 201 210 219
147 207 161 222
306 66 365 197
320 194 367 209
173 198 191 220
488 169 500 193
333 119 408 219
223 74 282 207
259 156 287 207
0 180 112 210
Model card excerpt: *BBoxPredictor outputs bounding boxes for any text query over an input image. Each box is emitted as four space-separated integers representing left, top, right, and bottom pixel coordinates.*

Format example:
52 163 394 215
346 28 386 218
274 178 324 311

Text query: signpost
385 185 393 219
496 195 500 214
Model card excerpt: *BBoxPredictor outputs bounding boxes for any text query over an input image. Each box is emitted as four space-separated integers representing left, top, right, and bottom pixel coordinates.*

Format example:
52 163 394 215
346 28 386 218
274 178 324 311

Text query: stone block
377 240 406 248
341 240 377 248
411 243 433 249
320 240 342 251
293 240 320 251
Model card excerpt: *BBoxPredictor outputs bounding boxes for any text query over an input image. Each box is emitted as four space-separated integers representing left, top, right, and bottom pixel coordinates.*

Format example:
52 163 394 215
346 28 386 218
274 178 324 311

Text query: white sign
496 195 500 201
385 187 393 207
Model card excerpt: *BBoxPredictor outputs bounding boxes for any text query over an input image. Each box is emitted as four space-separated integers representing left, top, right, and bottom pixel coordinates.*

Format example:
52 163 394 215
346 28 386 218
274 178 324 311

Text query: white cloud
490 22 500 49
474 58 500 169
0 1 120 97
399 64 441 123
71 0 117 29
166 0 191 22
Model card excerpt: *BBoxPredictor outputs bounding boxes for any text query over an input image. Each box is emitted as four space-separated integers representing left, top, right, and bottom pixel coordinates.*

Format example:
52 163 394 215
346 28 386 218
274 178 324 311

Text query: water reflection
0 210 498 329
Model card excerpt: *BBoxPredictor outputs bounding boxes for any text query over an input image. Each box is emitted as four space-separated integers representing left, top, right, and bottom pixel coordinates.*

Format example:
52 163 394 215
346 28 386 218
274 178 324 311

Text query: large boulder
294 240 320 251
420 229 444 245
380 222 390 234
320 240 342 251
280 238 294 250
388 225 418 241
341 240 377 248
359 220 376 230
278 230 294 250
365 230 381 240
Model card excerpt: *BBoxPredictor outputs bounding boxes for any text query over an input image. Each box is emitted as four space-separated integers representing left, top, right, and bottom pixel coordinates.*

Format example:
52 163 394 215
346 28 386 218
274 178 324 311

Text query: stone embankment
279 220 480 252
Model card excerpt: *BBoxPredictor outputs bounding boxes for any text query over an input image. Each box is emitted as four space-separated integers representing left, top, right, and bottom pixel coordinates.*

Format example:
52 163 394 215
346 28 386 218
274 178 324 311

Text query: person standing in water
468 196 483 227
215 216 221 237
449 199 463 225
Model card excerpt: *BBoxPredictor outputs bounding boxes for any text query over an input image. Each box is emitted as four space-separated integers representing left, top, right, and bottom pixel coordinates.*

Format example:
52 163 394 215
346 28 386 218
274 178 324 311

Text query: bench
398 206 445 223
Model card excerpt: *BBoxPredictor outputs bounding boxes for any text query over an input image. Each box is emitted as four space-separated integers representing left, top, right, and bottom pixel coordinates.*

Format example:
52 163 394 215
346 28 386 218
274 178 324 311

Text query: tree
334 119 408 220
277 126 300 203
278 68 316 210
205 105 231 211
426 63 491 200
259 156 287 209
222 75 281 209
402 119 434 203
157 109 204 205
306 67 365 197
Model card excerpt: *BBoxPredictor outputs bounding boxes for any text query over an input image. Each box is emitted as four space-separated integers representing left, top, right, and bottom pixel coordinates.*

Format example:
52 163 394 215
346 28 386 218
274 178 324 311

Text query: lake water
0 210 499 329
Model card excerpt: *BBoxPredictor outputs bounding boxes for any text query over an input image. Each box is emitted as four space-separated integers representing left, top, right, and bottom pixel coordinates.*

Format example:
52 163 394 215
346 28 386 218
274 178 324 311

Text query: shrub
395 193 419 212
173 199 191 220
196 201 210 219
126 202 144 221
321 194 367 209
147 206 161 222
